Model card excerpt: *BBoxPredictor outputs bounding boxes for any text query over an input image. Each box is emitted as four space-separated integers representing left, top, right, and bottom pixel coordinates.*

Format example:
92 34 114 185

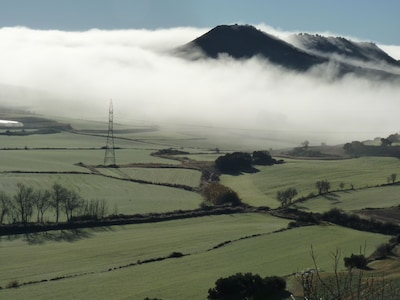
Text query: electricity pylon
104 100 116 165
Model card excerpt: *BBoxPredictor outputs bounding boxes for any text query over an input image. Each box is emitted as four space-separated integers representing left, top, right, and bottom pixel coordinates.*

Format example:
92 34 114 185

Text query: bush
207 272 286 300
215 152 253 173
168 252 184 258
252 151 275 165
201 183 242 206
373 243 392 259
6 280 19 289
344 254 367 269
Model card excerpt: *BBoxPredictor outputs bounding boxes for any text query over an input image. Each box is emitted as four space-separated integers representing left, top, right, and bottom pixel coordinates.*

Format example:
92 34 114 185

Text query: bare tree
316 180 331 195
389 173 397 184
13 183 34 224
62 190 84 222
81 198 108 219
34 189 52 223
276 187 298 207
0 191 12 224
297 246 400 300
52 183 68 223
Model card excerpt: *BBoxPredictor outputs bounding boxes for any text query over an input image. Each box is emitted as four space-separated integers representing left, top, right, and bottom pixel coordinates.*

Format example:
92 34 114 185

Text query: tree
252 151 275 166
388 173 397 184
339 182 345 190
207 272 286 300
62 190 84 222
276 187 298 207
316 180 330 195
215 152 253 173
34 189 51 223
344 254 367 270
0 191 12 224
301 140 310 149
201 183 242 206
13 183 34 224
52 183 69 223
381 138 392 147
81 199 108 220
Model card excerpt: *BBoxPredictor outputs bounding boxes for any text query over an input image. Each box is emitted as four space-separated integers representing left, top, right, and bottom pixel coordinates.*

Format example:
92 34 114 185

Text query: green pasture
0 148 180 173
294 185 400 213
0 216 390 300
221 157 400 208
0 173 202 219
0 132 106 149
98 167 202 188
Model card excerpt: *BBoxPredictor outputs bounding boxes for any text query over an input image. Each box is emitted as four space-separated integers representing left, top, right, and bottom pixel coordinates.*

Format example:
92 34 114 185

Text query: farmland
1 113 400 299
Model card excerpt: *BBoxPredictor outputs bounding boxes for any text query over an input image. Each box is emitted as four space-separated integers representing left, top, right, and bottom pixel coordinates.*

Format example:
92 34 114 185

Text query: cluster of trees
288 208 400 237
0 183 108 225
276 179 331 208
201 182 242 207
276 173 398 208
215 151 282 173
381 133 399 146
276 187 297 207
343 140 400 158
207 272 286 300
315 179 331 195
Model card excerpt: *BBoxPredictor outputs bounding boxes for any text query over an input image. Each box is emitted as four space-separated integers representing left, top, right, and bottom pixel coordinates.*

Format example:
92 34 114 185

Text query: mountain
176 24 400 80
177 24 326 71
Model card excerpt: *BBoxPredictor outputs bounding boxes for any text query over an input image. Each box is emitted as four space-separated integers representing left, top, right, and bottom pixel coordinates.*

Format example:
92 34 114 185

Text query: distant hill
176 24 400 80
177 24 326 71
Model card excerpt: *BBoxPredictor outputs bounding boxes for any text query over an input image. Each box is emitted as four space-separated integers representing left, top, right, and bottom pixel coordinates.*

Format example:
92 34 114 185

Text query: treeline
0 206 247 236
0 183 108 225
215 151 283 173
286 208 400 236
344 141 400 157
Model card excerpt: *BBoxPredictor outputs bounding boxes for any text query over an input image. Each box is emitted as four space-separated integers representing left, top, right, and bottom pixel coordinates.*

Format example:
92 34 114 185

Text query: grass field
0 216 390 299
1 114 400 299
294 184 400 213
221 157 400 208
98 167 202 188
0 173 202 218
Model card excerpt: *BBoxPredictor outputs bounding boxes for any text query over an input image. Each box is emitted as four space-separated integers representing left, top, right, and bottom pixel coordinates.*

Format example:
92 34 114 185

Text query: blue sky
0 0 399 44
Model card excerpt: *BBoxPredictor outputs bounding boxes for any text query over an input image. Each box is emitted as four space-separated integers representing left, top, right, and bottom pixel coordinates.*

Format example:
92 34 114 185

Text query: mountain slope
177 24 326 71
176 24 400 80
291 33 400 67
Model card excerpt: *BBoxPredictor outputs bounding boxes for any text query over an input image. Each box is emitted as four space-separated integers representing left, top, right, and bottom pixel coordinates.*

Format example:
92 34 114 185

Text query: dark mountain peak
179 24 326 71
293 33 400 67
175 24 400 80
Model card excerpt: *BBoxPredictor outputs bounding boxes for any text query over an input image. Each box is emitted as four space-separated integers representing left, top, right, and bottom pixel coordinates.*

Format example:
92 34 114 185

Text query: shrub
344 254 367 270
208 272 286 300
373 243 392 259
201 183 242 206
168 252 184 258
252 151 275 165
215 152 253 173
6 280 19 289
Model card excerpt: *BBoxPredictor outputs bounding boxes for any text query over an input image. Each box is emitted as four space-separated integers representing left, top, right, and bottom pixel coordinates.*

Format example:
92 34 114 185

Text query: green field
98 167 202 188
294 185 400 213
0 214 389 299
221 157 400 208
1 115 400 299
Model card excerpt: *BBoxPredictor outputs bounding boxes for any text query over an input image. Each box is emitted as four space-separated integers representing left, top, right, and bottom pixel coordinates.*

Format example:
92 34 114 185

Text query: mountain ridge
176 24 400 80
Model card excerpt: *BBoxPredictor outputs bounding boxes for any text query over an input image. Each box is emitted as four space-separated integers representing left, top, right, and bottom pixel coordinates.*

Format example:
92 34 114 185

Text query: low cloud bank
0 26 399 145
